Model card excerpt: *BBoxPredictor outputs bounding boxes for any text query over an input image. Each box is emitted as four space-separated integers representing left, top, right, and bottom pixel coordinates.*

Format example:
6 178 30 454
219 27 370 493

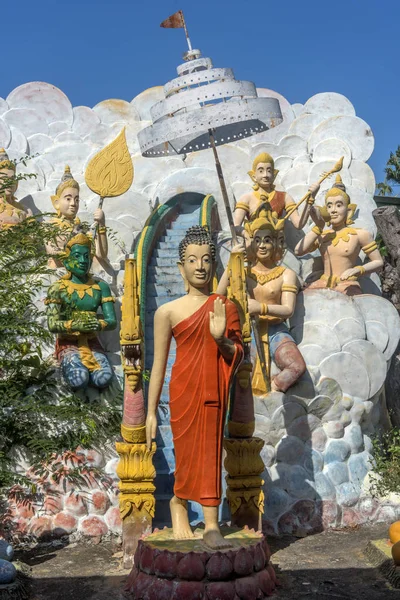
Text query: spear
282 156 344 224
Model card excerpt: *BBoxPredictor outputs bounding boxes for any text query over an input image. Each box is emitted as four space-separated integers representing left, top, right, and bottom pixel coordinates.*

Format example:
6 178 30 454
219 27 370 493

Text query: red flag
160 10 185 29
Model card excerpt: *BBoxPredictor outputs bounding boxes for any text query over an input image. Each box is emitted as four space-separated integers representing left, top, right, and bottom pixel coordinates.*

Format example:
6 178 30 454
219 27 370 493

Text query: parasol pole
208 129 237 244
208 128 270 391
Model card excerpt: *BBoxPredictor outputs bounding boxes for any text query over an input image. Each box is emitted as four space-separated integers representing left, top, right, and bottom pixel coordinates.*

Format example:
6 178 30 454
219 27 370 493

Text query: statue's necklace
248 265 286 286
52 215 81 230
322 227 358 247
59 278 101 300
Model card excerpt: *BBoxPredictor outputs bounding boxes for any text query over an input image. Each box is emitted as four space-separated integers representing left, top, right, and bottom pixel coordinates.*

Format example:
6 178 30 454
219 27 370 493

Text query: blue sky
3 0 399 184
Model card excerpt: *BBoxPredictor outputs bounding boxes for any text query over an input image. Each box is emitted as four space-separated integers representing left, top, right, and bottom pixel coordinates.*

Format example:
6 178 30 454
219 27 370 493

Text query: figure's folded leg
89 352 113 389
272 341 306 393
61 351 90 390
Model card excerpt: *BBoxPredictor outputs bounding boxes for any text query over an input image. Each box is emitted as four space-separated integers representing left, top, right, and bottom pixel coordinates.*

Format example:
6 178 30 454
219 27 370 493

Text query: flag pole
180 11 193 51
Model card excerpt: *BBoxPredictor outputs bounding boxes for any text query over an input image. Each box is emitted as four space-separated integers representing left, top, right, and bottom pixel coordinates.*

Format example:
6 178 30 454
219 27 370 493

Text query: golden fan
85 128 134 238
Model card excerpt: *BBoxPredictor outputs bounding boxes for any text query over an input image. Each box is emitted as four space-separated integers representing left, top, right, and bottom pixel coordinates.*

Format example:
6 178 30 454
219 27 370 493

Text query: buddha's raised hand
209 297 227 342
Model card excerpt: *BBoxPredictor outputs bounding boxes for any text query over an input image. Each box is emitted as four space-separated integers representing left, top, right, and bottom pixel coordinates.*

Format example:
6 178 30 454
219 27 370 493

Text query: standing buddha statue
145 226 244 549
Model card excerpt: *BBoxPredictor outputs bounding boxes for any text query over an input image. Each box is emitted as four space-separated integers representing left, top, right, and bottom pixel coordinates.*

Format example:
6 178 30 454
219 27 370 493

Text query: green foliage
375 234 388 257
376 145 400 196
386 146 400 186
0 159 122 493
370 428 400 497
376 181 393 196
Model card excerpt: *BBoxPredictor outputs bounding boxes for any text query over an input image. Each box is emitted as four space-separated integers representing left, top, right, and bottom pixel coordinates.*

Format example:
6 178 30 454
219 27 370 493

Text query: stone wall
257 290 400 535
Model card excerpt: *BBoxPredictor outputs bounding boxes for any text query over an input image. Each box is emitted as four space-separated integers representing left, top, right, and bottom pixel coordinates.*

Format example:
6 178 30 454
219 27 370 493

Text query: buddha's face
253 228 275 261
253 162 274 189
325 194 348 226
54 186 80 220
179 243 213 289
0 167 18 200
64 244 91 278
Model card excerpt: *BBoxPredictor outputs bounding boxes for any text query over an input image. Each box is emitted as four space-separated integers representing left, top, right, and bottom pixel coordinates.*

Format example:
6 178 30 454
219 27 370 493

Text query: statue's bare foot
203 527 233 550
170 495 194 540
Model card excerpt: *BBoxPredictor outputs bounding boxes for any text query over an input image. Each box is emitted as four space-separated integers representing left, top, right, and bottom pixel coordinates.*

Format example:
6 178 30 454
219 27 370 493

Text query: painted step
174 211 199 220
147 266 183 280
157 242 180 251
170 217 199 227
152 249 180 259
169 221 198 231
158 238 180 246
150 256 180 267
161 231 191 239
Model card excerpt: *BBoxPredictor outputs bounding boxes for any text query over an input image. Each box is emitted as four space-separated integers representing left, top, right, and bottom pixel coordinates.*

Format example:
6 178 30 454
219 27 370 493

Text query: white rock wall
255 290 400 534
0 84 377 268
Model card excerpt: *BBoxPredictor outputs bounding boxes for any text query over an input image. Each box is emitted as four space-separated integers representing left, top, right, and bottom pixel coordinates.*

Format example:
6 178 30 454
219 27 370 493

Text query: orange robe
170 294 243 507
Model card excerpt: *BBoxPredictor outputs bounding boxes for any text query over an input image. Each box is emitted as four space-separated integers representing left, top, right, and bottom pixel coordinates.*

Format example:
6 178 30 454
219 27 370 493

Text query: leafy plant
0 158 122 498
370 428 400 498
375 234 388 257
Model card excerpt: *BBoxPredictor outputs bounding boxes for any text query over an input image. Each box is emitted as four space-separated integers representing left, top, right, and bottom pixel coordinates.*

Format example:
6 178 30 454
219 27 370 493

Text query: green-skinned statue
45 232 117 390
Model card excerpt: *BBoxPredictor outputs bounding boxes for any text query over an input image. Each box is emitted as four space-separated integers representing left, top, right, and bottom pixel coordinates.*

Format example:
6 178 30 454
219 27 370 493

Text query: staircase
144 201 204 525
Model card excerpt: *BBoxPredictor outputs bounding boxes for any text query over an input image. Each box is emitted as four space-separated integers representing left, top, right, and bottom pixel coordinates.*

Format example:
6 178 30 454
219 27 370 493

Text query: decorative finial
61 165 74 183
53 165 80 200
332 173 346 192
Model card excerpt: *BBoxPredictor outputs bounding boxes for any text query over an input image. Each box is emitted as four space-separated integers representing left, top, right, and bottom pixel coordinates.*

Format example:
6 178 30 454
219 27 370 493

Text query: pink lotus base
124 526 278 599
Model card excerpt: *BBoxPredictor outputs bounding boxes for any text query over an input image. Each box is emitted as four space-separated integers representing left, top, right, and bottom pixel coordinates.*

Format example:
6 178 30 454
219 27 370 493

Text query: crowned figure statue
218 207 306 396
295 175 383 295
233 152 319 233
45 232 116 390
47 165 109 268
